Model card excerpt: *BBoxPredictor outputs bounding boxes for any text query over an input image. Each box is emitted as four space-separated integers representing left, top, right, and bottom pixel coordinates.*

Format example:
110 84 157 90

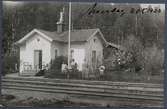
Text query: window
37 38 40 42
94 38 96 42
55 49 58 57
71 49 74 59
92 50 96 69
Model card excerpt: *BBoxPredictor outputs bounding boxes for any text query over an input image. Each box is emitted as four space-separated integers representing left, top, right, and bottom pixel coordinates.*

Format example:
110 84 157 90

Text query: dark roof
36 29 64 42
16 28 121 49
36 28 99 42
106 42 123 50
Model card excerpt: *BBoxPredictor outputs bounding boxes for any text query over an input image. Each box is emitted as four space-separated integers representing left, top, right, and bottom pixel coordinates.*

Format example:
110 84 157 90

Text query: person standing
98 65 105 80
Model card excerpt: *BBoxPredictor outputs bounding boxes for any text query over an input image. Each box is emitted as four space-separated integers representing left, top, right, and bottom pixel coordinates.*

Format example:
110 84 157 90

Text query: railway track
2 76 164 101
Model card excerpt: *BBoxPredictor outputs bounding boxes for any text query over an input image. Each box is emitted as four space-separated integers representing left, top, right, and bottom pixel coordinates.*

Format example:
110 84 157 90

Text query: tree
143 45 164 80
122 34 144 72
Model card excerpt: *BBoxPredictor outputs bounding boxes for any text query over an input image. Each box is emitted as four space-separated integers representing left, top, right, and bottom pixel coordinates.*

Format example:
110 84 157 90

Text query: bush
68 69 82 79
44 56 83 79
1 94 15 100
2 55 19 75
35 69 46 76
45 69 66 78
143 46 164 78
101 35 163 83
50 56 68 70
103 68 145 82
44 56 67 78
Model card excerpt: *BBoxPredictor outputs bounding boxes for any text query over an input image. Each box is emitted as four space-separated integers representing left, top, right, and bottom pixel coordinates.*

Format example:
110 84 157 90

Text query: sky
141 4 165 10
3 1 165 10
3 1 24 7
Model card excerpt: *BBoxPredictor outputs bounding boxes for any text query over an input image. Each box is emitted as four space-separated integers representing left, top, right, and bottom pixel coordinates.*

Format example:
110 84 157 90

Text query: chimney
57 8 65 33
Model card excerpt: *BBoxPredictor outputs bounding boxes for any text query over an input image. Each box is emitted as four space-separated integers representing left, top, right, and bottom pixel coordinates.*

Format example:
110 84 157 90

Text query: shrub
35 69 46 76
102 35 163 83
143 46 164 78
2 55 19 75
44 56 67 78
44 56 84 79
50 56 68 70
45 69 66 78
1 94 15 100
68 69 82 79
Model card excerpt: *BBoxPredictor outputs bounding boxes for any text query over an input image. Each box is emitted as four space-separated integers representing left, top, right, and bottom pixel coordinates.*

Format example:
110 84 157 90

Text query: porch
20 62 49 76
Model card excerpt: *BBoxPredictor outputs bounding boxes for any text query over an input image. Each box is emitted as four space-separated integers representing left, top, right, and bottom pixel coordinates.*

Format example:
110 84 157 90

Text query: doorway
34 50 42 70
92 50 96 70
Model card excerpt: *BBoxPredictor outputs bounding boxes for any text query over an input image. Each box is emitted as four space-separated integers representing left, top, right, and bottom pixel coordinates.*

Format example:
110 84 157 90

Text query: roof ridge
36 28 55 33
36 28 99 33
71 28 99 31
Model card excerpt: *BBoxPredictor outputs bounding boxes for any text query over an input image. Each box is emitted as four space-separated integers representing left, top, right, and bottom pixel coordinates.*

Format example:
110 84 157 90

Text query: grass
0 95 94 107
0 94 163 107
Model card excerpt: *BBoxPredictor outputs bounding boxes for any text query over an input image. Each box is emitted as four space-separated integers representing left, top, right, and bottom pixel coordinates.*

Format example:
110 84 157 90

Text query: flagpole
68 2 71 70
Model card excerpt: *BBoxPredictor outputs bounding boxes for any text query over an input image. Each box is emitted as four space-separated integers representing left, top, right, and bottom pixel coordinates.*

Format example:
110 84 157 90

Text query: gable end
15 29 53 45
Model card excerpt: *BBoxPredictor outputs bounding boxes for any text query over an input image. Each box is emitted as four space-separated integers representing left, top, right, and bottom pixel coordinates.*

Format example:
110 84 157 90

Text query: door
92 50 96 70
34 50 42 70
55 49 58 58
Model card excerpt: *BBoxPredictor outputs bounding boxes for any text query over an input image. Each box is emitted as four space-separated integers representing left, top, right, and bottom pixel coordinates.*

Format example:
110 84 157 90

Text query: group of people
61 59 106 79
61 59 78 79
61 59 78 73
